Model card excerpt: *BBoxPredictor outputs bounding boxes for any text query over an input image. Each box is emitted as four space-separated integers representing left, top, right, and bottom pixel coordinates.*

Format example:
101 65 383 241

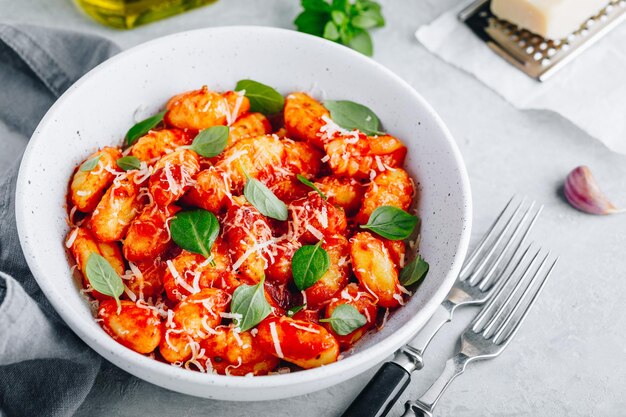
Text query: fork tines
460 196 543 294
473 244 559 346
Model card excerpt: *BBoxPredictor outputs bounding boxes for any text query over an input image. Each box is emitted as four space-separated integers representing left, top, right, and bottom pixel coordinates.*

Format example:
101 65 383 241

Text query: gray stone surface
3 0 626 416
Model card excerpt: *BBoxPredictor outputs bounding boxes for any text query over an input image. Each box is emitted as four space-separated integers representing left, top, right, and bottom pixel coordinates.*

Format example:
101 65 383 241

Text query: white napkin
416 2 626 155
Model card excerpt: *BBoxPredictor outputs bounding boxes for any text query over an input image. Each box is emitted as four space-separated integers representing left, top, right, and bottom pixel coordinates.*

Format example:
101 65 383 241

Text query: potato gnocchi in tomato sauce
65 84 424 376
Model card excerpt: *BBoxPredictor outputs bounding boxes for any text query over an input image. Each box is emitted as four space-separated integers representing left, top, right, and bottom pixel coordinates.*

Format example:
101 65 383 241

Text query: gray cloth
0 23 121 417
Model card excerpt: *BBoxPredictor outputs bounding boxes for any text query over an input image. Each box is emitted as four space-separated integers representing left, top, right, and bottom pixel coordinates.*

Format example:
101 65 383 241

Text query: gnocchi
65 83 425 376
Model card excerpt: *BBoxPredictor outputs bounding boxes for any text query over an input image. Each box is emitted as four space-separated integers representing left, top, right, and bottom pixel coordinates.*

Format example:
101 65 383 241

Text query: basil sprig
230 276 272 331
116 156 141 171
235 79 284 115
85 253 124 311
189 126 229 157
286 304 306 317
170 210 220 258
294 0 385 56
400 255 429 286
292 240 330 291
125 110 166 147
324 100 384 135
244 175 289 221
320 304 367 335
360 206 418 240
297 174 327 200
79 155 101 172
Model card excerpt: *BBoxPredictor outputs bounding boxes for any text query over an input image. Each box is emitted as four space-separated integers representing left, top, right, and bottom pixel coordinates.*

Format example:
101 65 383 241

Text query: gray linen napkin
0 23 120 417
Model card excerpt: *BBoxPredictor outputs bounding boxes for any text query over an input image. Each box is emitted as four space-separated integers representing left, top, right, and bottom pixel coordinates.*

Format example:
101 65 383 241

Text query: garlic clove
564 166 621 215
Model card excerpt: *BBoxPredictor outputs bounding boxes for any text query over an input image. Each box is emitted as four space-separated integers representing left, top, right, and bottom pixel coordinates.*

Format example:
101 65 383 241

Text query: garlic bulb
564 166 621 215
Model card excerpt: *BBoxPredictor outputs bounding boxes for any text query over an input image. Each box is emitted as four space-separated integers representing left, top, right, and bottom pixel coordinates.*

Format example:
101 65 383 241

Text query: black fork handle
341 362 411 417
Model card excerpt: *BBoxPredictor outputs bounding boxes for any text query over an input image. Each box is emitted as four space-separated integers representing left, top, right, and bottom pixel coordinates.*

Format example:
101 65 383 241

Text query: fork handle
341 362 411 417
402 353 470 417
341 305 453 417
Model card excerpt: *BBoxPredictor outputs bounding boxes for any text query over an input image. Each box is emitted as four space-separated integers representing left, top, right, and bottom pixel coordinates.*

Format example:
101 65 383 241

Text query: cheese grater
459 0 626 81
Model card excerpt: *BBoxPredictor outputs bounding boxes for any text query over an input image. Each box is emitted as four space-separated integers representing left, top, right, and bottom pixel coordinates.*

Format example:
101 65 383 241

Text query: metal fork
401 245 559 417
341 197 542 417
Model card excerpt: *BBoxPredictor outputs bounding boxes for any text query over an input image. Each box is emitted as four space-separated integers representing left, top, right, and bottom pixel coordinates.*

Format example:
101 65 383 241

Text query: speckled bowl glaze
15 26 472 401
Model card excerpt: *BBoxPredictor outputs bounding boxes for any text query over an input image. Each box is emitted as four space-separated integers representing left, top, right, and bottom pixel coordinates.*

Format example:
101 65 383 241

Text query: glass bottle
74 0 218 30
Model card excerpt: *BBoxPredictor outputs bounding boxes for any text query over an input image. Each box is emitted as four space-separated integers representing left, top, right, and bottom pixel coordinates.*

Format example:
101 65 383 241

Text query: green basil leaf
320 304 367 335
235 79 285 115
360 206 418 240
231 277 272 331
116 156 141 171
332 0 349 13
323 21 340 40
400 255 429 286
353 1 385 28
85 253 124 311
297 174 327 200
125 110 166 147
79 155 101 172
348 28 373 56
331 10 346 25
292 241 330 291
286 304 306 317
339 25 354 45
324 99 383 135
294 10 330 36
352 13 378 29
189 126 229 157
302 0 331 12
244 177 289 221
170 210 220 258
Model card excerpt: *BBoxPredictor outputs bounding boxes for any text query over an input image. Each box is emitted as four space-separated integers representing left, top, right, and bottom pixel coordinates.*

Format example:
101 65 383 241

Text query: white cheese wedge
491 0 610 40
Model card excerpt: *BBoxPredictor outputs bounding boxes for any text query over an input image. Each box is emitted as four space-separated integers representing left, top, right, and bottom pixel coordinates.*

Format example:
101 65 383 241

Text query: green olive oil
74 0 218 29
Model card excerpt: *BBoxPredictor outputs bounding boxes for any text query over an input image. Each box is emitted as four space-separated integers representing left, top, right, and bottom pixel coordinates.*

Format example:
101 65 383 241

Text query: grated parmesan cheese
166 260 197 295
305 224 324 241
289 323 320 334
269 322 284 358
65 228 79 248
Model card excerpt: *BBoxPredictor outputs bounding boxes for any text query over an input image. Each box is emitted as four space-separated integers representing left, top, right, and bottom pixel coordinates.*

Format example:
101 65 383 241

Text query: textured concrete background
2 0 626 416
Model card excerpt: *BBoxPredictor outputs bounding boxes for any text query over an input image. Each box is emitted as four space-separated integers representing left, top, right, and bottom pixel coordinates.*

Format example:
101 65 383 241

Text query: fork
401 245 559 417
341 197 543 417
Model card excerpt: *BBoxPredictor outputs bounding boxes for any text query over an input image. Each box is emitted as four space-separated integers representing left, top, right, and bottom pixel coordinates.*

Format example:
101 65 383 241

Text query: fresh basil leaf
170 210 220 258
302 0 331 12
331 10 346 25
189 126 229 157
287 304 306 317
339 25 354 45
231 277 272 331
79 155 101 172
244 177 289 221
400 255 429 286
360 206 418 240
235 79 285 115
292 241 330 291
85 253 124 311
297 174 327 200
125 110 166 147
323 21 340 40
332 0 349 13
294 10 330 36
324 99 383 135
320 304 367 335
348 29 373 56
116 156 141 171
352 12 378 29
353 1 384 28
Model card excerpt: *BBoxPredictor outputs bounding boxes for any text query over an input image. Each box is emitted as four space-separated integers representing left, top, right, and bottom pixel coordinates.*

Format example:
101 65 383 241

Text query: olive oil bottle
74 0 218 29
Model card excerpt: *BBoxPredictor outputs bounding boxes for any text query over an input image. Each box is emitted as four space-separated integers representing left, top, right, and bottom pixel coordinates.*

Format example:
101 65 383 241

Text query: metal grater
459 0 626 81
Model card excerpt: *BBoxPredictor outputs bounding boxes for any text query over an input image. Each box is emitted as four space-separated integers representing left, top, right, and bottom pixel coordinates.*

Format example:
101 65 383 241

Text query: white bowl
15 26 471 401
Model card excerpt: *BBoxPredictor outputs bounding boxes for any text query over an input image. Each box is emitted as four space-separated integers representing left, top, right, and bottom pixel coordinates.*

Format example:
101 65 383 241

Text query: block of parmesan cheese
491 0 610 40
